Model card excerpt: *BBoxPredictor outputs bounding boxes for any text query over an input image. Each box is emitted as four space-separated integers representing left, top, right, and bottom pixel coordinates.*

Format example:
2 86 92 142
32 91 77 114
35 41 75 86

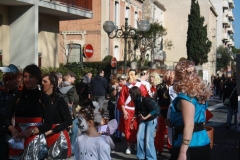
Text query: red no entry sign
111 57 117 67
83 44 94 58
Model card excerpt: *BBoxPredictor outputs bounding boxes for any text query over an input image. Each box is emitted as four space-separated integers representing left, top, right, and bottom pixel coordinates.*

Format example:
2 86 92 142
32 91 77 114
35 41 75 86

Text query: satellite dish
0 64 19 73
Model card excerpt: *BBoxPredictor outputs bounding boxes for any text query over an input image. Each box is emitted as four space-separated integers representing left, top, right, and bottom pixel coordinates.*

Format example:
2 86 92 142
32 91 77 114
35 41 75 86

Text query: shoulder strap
229 87 236 99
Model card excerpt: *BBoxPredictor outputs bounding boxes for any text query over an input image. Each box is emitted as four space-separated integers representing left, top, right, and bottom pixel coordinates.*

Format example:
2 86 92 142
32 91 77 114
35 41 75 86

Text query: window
134 12 138 28
125 7 130 19
115 2 119 27
67 43 82 63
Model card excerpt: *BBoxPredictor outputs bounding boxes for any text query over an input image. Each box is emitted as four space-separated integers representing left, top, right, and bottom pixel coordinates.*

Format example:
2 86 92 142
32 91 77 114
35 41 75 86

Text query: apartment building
160 0 218 83
0 0 92 68
211 0 235 48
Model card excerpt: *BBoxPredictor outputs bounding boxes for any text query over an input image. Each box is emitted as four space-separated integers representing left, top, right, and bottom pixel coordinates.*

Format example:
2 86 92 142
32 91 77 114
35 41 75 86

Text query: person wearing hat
0 72 21 159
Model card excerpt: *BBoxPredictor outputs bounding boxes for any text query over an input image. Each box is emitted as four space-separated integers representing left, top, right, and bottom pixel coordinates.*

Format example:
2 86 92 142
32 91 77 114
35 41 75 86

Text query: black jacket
91 75 107 96
224 83 237 109
135 97 157 122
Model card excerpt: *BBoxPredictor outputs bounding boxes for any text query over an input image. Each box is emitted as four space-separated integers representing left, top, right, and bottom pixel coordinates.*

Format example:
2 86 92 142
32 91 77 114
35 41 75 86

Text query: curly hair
173 60 211 103
150 72 162 86
163 71 175 86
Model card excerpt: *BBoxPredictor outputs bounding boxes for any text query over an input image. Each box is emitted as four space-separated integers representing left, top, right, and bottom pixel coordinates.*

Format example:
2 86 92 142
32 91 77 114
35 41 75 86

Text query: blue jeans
70 118 79 154
226 106 237 127
136 117 157 160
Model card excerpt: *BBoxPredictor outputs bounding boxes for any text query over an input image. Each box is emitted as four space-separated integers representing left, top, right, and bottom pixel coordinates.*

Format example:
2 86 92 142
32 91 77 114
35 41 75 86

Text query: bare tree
60 40 74 64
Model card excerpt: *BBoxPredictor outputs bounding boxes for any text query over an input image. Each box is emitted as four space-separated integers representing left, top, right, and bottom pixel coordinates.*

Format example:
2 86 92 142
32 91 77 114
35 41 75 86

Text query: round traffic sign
83 44 94 58
111 57 117 67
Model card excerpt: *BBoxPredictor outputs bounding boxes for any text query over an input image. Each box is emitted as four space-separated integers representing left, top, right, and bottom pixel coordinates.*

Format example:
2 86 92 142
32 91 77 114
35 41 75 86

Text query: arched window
115 2 119 27
125 7 130 19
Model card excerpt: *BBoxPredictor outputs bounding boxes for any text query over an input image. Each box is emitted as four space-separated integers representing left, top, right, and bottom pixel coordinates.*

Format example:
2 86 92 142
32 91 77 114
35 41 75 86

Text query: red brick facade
59 0 142 64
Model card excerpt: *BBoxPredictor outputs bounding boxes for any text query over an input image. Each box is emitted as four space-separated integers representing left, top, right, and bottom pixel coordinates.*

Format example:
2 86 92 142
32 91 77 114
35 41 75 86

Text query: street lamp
103 18 150 74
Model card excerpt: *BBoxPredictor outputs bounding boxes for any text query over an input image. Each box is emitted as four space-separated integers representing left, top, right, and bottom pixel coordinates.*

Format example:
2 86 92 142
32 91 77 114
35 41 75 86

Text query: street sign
111 57 117 67
83 44 94 58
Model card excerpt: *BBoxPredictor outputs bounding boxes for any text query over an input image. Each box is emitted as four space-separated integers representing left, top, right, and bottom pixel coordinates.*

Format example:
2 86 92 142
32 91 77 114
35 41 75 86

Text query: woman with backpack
130 86 158 160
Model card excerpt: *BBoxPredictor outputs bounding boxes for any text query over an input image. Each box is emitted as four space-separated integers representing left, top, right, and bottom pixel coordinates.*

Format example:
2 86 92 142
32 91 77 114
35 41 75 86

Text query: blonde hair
150 72 162 86
173 60 211 103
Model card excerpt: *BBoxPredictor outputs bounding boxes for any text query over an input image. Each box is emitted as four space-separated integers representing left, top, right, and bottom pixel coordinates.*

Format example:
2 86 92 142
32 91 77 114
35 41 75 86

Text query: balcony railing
50 0 92 11
222 15 229 26
222 0 229 9
222 32 228 40
227 25 234 34
228 0 235 8
228 39 233 46
228 9 233 18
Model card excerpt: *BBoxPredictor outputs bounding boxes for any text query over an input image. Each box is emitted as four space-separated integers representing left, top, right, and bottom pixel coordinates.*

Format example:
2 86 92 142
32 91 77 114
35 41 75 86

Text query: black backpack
157 82 170 107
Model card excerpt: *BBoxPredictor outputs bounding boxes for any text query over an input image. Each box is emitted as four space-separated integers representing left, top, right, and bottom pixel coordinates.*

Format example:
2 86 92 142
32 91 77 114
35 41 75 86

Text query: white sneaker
126 148 131 154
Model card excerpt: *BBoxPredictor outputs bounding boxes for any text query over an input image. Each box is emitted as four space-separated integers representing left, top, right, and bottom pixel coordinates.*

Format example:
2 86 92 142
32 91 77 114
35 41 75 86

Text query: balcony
227 25 234 34
227 10 233 19
50 0 92 11
228 0 235 9
0 0 93 20
222 32 228 40
228 39 233 46
38 0 93 20
222 0 229 9
222 15 229 26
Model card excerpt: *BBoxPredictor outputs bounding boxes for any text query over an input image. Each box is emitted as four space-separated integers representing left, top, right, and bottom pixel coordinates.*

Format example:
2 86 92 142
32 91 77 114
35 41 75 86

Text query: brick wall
59 0 143 64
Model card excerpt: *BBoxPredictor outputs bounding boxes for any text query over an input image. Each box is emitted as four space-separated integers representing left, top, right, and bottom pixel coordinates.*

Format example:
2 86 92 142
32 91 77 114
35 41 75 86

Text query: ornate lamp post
103 18 150 74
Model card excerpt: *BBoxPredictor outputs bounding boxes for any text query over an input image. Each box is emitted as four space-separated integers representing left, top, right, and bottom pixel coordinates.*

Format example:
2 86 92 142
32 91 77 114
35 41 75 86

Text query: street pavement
69 96 240 160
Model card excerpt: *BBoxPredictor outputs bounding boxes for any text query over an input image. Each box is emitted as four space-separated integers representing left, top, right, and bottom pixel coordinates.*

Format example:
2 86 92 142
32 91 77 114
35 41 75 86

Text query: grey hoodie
58 81 73 94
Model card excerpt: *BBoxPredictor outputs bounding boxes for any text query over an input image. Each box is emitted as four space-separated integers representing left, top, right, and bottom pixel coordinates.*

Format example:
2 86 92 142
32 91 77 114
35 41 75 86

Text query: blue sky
233 0 240 49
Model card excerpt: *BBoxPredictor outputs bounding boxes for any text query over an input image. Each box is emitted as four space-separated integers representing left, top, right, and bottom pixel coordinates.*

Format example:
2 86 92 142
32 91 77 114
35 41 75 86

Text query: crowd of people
0 59 238 160
211 74 238 129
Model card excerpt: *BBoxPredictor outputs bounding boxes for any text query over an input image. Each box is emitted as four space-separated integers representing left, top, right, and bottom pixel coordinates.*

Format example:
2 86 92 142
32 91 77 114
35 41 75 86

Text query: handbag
223 87 236 106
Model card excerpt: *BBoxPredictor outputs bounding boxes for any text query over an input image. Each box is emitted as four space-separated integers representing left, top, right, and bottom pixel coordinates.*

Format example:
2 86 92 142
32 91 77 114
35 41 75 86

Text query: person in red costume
117 69 149 155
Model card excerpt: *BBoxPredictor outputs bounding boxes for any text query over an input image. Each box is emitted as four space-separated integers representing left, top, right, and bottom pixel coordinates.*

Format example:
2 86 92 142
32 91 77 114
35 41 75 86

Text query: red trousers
154 116 167 152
